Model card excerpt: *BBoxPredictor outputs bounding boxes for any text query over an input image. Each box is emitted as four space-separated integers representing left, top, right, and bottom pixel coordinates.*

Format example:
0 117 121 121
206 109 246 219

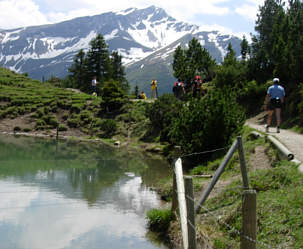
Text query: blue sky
0 0 265 37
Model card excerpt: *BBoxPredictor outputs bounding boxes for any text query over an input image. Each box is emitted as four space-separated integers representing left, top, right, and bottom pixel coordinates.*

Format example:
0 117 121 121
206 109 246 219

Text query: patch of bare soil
0 113 86 138
248 145 272 171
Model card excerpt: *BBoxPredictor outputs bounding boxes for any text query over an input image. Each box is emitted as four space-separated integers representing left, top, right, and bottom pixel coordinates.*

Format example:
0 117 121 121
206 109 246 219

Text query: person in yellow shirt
150 79 158 98
139 91 147 100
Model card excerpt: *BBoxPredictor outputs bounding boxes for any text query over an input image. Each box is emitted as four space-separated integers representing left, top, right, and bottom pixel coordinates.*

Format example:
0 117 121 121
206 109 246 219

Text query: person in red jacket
173 79 185 100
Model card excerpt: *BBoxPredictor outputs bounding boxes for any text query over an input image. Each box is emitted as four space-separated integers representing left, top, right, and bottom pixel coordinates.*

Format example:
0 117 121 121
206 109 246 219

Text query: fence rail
172 136 260 249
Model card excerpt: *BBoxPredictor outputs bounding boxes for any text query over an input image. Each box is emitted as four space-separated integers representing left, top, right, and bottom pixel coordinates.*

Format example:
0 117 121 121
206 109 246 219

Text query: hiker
138 91 147 100
150 79 158 98
91 76 98 95
173 79 185 100
192 75 202 97
264 78 285 133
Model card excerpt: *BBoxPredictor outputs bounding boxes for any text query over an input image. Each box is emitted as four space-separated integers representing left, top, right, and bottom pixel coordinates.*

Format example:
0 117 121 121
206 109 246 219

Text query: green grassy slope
0 67 155 147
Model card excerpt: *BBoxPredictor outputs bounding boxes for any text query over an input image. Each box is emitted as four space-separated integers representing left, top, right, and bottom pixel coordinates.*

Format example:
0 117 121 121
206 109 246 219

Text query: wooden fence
172 136 257 249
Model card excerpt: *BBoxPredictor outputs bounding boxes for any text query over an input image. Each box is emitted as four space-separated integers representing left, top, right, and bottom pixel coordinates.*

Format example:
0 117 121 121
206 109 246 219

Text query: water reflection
0 135 171 249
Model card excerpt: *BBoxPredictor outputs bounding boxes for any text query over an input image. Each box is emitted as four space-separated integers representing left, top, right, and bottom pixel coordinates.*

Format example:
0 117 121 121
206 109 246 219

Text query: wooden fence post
174 158 189 249
184 176 197 249
237 136 249 189
171 169 178 214
241 189 257 249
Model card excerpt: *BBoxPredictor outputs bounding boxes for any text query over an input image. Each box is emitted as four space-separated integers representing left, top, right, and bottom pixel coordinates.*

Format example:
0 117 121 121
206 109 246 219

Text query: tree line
172 0 303 124
67 34 129 95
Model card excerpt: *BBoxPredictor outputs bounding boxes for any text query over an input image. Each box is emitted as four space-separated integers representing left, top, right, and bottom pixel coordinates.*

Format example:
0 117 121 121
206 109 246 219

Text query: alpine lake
0 134 172 249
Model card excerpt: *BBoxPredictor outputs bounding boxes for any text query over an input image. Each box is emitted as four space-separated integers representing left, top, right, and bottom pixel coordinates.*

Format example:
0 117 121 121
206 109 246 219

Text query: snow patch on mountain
208 33 226 61
104 29 119 40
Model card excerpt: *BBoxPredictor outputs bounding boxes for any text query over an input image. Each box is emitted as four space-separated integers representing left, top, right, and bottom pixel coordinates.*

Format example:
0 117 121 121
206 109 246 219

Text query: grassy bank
0 67 163 152
151 127 303 249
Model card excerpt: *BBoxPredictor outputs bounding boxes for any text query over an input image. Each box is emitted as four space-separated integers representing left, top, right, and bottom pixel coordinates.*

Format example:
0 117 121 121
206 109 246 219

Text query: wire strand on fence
179 146 230 159
174 186 277 249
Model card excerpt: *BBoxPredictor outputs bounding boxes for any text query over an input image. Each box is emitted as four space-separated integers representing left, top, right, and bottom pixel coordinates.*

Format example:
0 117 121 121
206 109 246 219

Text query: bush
145 94 182 142
35 119 46 129
169 89 245 158
58 123 68 131
98 119 117 138
71 103 84 113
62 113 69 120
146 209 174 234
101 79 127 112
13 126 21 132
67 118 79 128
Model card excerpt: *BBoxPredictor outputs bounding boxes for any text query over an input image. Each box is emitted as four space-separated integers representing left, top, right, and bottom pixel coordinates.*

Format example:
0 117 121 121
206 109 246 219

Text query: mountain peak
0 5 241 86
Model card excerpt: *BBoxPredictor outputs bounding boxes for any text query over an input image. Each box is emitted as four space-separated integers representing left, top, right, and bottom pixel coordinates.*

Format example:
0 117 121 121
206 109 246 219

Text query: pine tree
240 35 250 61
68 49 89 91
173 38 216 87
86 34 110 85
172 46 186 81
110 51 129 93
250 0 285 82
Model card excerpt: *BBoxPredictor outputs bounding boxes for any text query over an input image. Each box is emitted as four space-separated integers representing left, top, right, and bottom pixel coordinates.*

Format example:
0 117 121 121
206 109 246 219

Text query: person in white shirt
91 76 98 94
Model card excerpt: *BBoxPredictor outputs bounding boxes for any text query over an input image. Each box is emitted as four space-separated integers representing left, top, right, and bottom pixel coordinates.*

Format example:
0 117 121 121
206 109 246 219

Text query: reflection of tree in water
0 134 171 206
68 158 125 205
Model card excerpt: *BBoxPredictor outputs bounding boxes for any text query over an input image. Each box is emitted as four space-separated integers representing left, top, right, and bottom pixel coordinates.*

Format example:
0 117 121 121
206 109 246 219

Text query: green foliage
248 0 303 124
145 94 183 142
146 209 174 234
173 38 216 87
58 123 68 131
67 34 127 94
98 119 117 138
101 79 127 112
13 126 21 132
169 89 245 156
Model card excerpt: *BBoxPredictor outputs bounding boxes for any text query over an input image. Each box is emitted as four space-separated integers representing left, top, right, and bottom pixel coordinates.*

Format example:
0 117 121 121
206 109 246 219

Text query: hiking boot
277 126 280 133
265 125 269 132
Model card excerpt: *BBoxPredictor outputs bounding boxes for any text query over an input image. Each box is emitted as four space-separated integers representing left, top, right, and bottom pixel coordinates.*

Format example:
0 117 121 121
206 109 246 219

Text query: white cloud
0 0 49 29
235 3 260 21
0 0 262 34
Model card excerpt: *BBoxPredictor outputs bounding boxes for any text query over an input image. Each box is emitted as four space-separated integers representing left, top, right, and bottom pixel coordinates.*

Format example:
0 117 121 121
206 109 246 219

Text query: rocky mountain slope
0 6 241 93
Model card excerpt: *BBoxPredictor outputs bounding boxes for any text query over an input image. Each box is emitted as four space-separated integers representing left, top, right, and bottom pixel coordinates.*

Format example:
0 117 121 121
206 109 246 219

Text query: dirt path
246 112 303 162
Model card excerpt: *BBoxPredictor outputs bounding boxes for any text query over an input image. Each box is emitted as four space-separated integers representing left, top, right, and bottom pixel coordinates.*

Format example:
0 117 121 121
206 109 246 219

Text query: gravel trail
246 112 303 162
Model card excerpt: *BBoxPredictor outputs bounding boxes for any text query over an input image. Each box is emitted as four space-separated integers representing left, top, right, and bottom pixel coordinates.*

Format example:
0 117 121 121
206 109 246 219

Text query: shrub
146 209 174 234
58 123 68 131
101 79 127 112
169 89 245 158
13 126 21 132
71 103 85 113
67 118 79 128
35 119 46 129
98 119 117 138
145 94 182 142
62 113 69 120
23 128 32 132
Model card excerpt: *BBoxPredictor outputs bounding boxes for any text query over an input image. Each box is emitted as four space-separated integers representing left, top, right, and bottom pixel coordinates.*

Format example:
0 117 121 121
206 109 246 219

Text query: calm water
0 135 172 249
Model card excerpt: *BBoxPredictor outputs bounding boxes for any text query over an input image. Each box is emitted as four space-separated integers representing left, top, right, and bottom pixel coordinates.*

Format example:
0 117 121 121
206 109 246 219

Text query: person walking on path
173 79 186 100
264 78 285 133
150 79 158 99
91 76 99 95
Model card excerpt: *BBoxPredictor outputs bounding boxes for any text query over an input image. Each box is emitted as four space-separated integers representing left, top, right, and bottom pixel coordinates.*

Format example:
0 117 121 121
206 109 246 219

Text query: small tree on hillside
68 49 89 91
173 38 216 87
86 34 111 85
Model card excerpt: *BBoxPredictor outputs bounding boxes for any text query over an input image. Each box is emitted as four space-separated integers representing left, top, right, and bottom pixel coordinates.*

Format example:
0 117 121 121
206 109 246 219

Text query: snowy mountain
0 6 241 93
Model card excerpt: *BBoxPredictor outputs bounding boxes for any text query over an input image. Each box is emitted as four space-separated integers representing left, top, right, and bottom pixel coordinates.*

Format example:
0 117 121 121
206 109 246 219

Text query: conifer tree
68 49 88 91
173 38 216 87
240 35 250 61
86 34 110 85
110 51 129 92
